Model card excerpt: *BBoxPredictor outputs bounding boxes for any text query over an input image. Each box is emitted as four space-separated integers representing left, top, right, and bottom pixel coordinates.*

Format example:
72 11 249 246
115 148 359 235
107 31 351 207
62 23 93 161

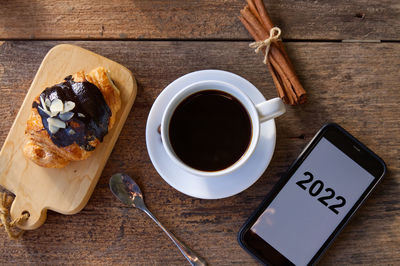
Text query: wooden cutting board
0 44 137 230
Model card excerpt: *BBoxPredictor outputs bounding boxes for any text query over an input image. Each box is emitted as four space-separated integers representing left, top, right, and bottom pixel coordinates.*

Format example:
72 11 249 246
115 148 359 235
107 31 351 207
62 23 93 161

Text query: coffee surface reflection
169 90 252 171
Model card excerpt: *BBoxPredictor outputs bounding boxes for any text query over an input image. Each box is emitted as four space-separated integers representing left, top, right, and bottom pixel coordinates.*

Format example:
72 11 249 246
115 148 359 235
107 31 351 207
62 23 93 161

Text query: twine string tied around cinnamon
249 27 281 64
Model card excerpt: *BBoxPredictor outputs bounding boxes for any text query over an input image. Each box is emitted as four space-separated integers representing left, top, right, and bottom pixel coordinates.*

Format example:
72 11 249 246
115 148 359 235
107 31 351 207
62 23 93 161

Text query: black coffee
169 90 252 171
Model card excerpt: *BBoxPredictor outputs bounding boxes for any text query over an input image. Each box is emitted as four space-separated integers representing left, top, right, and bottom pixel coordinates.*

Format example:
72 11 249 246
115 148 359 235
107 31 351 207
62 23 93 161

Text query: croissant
23 67 121 168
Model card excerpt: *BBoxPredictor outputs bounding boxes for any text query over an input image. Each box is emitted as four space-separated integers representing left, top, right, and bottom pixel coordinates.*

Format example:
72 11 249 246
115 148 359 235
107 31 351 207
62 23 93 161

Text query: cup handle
255 97 286 123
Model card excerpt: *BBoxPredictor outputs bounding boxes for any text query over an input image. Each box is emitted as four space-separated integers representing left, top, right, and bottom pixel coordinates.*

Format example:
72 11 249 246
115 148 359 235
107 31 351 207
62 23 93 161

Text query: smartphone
238 123 386 266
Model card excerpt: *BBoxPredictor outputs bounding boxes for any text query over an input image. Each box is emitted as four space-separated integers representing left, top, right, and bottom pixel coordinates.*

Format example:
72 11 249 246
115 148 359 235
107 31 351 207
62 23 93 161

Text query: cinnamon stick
240 14 288 103
246 0 263 27
241 7 299 103
239 15 262 41
239 0 306 105
268 62 287 102
254 0 274 31
251 0 297 91
253 0 293 68
240 10 291 102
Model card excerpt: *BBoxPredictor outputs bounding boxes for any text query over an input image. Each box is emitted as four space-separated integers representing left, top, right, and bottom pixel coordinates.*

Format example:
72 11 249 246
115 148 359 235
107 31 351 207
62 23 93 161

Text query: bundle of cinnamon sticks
239 0 306 105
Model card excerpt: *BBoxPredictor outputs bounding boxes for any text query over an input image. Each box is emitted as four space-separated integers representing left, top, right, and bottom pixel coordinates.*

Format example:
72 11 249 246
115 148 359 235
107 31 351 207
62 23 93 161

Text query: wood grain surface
0 41 398 265
0 0 399 40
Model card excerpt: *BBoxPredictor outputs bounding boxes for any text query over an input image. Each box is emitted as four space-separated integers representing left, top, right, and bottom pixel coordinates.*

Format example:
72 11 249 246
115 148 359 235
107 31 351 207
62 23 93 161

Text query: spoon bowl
109 173 145 209
109 173 206 266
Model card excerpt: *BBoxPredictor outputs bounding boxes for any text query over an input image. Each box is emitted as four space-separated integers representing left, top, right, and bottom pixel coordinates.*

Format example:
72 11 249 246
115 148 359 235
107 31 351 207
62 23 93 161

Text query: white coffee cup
160 80 285 177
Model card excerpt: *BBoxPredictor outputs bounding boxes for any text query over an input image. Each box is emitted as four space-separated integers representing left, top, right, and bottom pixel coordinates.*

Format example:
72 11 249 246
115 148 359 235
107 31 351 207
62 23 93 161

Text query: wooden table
0 1 399 264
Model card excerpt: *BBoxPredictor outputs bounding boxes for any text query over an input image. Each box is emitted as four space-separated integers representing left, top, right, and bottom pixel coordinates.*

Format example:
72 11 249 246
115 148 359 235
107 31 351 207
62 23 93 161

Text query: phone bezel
238 123 386 265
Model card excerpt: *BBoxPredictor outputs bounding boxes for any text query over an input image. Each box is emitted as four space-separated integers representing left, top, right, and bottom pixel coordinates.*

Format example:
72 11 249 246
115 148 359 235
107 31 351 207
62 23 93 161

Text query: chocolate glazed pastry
23 67 121 168
34 76 111 151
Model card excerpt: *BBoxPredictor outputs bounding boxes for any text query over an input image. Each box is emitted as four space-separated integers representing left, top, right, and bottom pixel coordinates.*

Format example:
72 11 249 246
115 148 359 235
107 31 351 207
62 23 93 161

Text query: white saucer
146 70 276 199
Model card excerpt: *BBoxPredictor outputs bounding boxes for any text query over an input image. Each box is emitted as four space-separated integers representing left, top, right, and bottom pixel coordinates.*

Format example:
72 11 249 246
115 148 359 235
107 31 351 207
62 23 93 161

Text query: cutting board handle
10 196 47 230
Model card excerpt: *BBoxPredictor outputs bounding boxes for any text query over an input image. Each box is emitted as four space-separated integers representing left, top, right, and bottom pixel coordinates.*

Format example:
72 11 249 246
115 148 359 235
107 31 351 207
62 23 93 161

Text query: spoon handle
142 207 207 266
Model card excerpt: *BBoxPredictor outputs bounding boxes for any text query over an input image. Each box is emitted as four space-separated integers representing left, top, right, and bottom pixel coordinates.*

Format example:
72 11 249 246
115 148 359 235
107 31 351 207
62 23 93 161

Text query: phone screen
250 137 376 265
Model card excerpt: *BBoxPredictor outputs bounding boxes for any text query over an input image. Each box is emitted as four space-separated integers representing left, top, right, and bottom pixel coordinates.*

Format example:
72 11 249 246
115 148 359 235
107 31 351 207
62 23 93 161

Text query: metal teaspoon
109 173 207 266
